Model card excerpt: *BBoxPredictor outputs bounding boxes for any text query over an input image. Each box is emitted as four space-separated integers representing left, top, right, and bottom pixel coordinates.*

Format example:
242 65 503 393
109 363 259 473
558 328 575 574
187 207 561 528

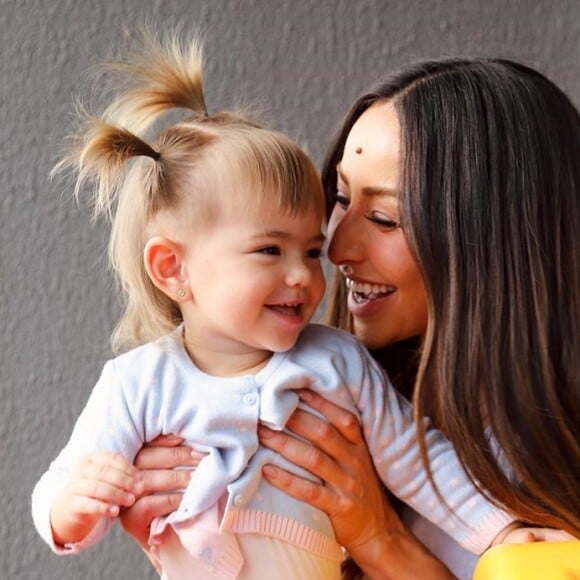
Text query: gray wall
2 1 579 578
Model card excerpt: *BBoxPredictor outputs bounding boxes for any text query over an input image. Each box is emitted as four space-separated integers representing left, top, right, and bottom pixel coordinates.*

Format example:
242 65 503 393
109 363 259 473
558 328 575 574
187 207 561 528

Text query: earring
176 289 186 297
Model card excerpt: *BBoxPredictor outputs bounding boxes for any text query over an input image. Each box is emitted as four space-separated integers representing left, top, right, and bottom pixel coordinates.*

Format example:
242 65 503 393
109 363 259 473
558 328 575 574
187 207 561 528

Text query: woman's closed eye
366 211 400 230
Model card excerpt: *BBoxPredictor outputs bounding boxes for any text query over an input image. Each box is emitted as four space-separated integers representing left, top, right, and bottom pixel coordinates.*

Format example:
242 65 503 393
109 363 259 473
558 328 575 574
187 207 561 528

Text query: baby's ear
144 237 191 301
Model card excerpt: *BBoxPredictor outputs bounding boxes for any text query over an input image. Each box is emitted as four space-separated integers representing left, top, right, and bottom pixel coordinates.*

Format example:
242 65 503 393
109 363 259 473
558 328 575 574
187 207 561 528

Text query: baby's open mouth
267 303 303 316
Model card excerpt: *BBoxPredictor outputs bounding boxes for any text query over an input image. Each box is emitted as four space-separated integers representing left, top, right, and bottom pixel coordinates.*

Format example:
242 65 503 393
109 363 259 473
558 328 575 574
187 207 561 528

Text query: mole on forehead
355 146 363 154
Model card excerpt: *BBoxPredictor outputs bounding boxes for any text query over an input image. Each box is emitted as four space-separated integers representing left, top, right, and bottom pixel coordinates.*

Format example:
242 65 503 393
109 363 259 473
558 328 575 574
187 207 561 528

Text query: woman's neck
370 337 421 401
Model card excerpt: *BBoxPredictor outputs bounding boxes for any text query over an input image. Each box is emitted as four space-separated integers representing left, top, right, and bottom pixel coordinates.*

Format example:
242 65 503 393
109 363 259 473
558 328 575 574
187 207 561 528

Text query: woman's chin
353 316 423 350
353 319 393 350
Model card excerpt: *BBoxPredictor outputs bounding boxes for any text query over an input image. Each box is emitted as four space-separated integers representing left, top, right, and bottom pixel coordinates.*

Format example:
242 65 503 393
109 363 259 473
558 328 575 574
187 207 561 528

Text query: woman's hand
118 435 205 551
259 390 453 579
493 522 577 545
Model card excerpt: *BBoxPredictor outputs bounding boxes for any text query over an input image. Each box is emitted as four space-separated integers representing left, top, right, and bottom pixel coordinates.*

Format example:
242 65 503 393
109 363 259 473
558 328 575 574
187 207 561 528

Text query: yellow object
473 541 580 580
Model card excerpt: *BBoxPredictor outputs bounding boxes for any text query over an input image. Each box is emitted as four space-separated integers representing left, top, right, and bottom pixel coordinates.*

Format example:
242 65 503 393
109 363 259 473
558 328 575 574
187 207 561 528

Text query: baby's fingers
76 452 142 494
86 451 140 478
68 493 125 518
70 477 137 511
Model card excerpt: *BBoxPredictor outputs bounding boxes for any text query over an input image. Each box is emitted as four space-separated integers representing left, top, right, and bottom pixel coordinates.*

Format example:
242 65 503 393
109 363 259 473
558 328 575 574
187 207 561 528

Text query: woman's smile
345 277 397 303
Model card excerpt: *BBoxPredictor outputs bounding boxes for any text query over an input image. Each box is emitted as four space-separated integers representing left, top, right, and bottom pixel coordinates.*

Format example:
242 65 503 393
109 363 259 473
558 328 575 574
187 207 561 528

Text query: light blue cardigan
32 324 513 576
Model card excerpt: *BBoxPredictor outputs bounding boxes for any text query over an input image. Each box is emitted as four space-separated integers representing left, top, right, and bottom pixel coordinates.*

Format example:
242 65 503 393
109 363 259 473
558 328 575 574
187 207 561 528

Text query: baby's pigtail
51 30 213 352
53 116 160 220
102 31 207 134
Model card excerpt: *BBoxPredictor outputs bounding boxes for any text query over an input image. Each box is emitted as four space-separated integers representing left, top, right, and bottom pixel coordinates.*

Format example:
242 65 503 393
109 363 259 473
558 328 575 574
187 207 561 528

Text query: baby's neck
182 330 272 377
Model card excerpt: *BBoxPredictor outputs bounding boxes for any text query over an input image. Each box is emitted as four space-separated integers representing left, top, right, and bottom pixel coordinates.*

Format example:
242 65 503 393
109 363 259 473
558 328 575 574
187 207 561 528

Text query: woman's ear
144 237 190 302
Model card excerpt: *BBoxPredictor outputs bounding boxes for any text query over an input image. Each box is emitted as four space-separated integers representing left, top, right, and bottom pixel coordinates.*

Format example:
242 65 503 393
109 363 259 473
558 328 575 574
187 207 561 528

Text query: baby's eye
307 247 323 259
366 212 401 230
257 246 281 256
334 191 350 209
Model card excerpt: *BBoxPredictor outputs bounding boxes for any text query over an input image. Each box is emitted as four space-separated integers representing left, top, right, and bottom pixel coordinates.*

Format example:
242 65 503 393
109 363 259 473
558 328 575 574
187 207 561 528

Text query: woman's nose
327 209 363 266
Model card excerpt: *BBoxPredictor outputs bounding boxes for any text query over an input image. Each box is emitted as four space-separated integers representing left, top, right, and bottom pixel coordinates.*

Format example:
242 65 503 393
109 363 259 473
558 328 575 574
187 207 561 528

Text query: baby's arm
50 451 141 545
32 361 147 552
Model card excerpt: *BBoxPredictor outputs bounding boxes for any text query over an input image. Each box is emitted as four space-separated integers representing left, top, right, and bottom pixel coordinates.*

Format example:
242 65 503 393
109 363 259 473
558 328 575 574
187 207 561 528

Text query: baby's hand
492 522 576 546
50 452 143 546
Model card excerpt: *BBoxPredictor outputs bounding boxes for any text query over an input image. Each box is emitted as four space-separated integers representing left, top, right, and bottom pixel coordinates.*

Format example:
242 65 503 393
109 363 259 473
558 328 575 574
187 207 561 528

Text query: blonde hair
55 31 324 352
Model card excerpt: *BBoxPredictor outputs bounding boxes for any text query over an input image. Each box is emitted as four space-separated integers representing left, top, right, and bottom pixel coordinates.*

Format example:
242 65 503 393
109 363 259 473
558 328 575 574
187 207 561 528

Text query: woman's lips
346 277 396 302
345 277 397 317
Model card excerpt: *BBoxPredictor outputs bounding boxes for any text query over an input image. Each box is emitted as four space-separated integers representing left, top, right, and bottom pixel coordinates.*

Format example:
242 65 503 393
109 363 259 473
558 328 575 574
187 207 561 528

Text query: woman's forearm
349 528 454 580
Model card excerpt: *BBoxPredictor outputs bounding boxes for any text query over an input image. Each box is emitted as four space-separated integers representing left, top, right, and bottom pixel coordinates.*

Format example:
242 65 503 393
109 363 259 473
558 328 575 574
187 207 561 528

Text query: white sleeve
31 361 146 554
347 342 515 554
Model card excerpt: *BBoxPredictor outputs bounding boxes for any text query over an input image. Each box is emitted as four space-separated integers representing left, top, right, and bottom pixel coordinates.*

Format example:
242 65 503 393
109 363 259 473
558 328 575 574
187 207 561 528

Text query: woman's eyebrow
336 164 398 199
361 185 398 199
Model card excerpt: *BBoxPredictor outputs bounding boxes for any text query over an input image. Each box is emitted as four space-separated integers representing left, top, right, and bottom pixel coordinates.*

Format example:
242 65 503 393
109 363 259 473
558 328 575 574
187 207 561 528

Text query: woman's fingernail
263 466 278 479
163 435 184 443
298 390 313 401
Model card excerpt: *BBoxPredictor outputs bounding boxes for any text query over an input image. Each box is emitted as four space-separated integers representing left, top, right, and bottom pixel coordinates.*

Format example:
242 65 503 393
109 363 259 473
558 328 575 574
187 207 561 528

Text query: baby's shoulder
288 325 386 393
297 323 366 353
293 324 377 373
105 328 187 380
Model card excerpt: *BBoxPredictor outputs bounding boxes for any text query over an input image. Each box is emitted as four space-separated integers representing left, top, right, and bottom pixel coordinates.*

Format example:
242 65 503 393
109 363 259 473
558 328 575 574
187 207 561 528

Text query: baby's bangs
222 129 325 217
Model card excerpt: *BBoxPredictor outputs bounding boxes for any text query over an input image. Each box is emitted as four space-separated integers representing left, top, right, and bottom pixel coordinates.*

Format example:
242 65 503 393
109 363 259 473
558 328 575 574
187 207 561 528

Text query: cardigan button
233 494 244 506
243 393 257 406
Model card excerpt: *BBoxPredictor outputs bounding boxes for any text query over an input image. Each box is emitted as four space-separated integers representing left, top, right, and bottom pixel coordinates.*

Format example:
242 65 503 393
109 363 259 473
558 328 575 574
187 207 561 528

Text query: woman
120 58 580 578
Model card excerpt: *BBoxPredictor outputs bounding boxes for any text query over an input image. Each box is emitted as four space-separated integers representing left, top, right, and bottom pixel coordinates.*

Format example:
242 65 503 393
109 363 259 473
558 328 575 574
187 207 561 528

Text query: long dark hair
324 58 580 537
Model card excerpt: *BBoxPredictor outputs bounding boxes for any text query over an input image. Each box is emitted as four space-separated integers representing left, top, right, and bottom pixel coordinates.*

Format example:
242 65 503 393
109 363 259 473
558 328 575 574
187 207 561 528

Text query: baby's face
179 194 327 356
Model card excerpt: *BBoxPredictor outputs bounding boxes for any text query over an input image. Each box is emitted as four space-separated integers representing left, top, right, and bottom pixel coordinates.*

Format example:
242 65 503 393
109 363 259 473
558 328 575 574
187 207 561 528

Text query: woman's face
327 102 428 349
